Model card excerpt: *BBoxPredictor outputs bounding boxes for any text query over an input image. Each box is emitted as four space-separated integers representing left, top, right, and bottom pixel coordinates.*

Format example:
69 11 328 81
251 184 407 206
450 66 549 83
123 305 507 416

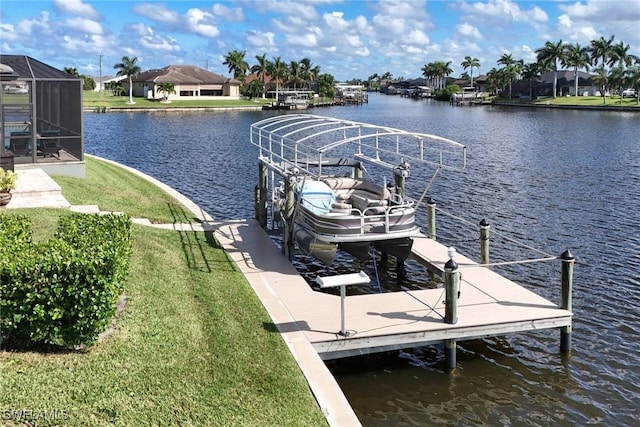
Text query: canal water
84 94 639 426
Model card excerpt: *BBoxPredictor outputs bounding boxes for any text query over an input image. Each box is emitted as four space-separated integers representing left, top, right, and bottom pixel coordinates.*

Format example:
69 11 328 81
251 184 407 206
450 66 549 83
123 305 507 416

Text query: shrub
0 213 132 348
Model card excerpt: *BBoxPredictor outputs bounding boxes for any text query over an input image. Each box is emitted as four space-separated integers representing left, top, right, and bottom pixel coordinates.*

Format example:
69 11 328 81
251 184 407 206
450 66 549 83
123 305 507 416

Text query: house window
200 89 223 96
180 90 194 96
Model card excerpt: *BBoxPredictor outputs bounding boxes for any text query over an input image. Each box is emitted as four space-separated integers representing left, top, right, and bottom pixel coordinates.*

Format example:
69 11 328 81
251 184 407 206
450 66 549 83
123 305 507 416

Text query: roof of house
0 55 78 80
244 72 281 85
538 69 595 85
133 65 240 85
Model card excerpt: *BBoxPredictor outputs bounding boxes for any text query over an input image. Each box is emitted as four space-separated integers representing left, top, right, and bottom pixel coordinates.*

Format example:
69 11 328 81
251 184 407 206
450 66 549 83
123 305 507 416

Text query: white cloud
457 23 482 40
246 30 277 50
0 24 19 42
255 1 319 21
133 4 181 24
53 0 100 20
353 46 370 57
323 11 350 31
345 34 363 48
11 12 52 37
285 33 317 48
64 17 104 35
60 33 114 54
140 35 181 52
212 4 244 22
406 30 430 45
185 8 220 38
460 0 547 23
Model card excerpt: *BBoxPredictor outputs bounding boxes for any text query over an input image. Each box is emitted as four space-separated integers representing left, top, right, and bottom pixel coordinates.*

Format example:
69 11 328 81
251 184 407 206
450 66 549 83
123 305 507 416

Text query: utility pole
99 54 103 98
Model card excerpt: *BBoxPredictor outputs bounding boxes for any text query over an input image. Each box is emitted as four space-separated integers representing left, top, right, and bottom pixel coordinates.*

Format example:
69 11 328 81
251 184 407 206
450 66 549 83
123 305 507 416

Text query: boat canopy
250 114 466 179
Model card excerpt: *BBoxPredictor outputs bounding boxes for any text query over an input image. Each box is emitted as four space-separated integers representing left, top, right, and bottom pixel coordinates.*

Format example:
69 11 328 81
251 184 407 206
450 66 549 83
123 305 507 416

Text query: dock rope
402 288 445 320
459 256 559 268
429 205 557 259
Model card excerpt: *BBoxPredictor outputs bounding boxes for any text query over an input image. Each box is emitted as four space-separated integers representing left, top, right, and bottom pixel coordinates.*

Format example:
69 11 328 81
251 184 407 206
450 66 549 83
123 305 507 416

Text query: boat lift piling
444 247 461 369
480 219 490 264
427 198 437 240
560 250 575 352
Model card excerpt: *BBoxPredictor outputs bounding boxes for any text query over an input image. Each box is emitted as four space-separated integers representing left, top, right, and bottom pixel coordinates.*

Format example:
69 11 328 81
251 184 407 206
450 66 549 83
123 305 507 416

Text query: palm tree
366 73 379 91
589 35 615 69
591 66 609 104
300 58 319 90
521 62 541 100
157 82 175 102
425 61 452 90
626 65 640 104
486 67 508 96
113 56 141 104
461 56 480 88
497 53 521 99
536 40 565 98
268 56 288 101
250 53 270 99
421 63 437 89
288 60 304 90
223 50 249 80
245 79 264 100
562 43 590 96
64 67 80 78
316 73 336 98
609 41 637 71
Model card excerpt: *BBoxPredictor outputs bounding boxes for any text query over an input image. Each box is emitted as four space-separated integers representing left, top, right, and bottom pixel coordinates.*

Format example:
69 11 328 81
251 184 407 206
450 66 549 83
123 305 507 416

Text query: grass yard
0 159 326 426
83 91 271 110
54 157 194 224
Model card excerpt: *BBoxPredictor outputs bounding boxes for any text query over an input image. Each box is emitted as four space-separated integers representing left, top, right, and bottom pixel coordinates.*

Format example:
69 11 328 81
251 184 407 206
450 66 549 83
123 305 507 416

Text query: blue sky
1 0 639 81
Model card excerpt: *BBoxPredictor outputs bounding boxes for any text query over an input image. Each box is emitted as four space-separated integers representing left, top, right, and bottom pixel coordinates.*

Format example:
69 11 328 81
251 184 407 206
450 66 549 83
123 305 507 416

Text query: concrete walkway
4 159 359 427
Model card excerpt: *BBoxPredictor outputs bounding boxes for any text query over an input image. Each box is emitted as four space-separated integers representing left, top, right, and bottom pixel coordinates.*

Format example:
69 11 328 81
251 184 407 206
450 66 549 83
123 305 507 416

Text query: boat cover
297 181 336 215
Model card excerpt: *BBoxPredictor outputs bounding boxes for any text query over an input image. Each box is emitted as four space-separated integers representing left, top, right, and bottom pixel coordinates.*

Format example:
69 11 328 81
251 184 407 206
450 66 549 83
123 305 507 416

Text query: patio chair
9 131 31 156
39 129 60 158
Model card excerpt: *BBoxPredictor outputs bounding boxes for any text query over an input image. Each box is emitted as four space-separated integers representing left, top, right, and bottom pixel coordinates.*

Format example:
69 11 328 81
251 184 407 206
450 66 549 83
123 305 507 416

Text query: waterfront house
129 65 241 101
1 55 84 177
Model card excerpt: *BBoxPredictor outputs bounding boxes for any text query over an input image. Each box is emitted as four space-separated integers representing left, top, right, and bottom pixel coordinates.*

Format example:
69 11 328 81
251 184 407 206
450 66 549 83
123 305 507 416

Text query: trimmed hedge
0 212 132 348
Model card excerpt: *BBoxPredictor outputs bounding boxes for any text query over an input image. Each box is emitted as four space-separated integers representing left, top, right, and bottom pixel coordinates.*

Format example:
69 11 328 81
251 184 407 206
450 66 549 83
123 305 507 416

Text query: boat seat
330 202 352 214
323 177 391 201
351 192 387 213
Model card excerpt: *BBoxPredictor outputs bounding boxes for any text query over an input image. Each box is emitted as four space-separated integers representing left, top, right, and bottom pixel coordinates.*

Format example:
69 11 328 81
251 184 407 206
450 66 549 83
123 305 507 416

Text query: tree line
222 50 336 99
417 35 639 102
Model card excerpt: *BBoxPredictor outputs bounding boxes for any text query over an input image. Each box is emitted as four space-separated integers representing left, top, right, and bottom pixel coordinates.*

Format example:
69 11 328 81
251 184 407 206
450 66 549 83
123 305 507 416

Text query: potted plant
0 168 18 206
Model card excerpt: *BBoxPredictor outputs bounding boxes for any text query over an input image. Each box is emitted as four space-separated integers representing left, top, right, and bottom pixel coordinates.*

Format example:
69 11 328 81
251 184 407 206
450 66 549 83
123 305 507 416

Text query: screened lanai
1 55 84 177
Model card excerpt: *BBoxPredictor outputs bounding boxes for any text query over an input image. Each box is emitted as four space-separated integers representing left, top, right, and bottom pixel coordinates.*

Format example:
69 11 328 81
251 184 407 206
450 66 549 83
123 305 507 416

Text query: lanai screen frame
1 55 83 165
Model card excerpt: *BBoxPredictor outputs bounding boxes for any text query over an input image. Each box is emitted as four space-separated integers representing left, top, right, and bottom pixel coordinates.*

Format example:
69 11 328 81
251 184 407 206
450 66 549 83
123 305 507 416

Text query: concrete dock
213 220 572 361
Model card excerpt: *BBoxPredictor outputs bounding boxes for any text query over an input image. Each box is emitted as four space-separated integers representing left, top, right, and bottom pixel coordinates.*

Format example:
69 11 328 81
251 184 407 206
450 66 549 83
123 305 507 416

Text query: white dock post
479 219 490 264
560 250 574 352
427 198 437 240
316 271 370 337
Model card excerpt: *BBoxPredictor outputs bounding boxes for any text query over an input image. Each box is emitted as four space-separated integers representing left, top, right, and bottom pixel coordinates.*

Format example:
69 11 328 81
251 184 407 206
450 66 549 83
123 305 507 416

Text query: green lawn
0 158 326 426
84 91 271 109
493 95 640 108
54 157 193 224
